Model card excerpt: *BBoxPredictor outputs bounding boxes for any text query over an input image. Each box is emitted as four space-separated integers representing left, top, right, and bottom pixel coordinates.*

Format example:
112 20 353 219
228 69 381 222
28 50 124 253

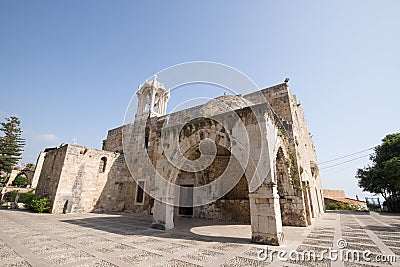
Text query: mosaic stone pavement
288 212 400 267
0 210 399 267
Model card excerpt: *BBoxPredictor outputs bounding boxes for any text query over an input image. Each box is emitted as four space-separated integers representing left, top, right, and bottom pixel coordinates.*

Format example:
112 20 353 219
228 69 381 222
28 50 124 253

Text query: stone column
159 98 165 115
160 95 168 115
150 90 156 113
137 94 144 114
151 197 175 230
249 182 284 246
31 152 47 188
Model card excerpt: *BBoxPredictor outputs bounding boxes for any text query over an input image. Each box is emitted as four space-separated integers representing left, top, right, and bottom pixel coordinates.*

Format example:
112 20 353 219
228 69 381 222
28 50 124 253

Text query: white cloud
34 134 60 143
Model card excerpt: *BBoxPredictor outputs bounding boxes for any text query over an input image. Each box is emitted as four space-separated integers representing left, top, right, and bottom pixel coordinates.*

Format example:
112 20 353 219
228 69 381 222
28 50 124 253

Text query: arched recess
151 126 243 230
7 169 35 188
99 157 107 173
175 143 251 223
151 120 284 245
12 172 28 188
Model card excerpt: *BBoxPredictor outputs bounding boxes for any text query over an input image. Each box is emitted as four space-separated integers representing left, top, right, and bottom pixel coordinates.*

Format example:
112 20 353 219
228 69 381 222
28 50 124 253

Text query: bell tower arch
136 75 170 120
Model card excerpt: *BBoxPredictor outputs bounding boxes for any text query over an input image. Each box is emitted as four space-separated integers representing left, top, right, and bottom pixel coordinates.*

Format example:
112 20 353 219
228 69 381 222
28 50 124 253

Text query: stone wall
103 126 124 152
245 83 325 225
35 145 68 207
286 89 325 221
31 152 46 188
94 154 152 213
323 189 346 198
35 142 153 214
244 83 293 123
54 145 119 213
195 199 250 223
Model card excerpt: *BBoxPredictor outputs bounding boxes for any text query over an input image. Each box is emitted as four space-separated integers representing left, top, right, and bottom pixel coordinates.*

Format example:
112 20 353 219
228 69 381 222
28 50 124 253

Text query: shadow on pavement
59 212 253 245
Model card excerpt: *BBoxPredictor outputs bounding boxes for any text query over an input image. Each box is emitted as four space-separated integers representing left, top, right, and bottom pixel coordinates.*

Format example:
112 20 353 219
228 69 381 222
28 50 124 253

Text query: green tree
0 117 25 175
12 174 28 187
356 133 400 207
24 163 35 170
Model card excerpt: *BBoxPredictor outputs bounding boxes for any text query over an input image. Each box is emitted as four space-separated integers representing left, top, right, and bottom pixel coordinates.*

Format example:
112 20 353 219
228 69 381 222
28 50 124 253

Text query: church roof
201 95 252 115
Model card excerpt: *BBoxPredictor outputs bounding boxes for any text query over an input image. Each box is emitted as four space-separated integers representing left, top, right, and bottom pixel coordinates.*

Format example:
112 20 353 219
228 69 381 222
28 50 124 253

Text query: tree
12 174 28 187
24 163 35 170
356 133 400 211
0 117 25 175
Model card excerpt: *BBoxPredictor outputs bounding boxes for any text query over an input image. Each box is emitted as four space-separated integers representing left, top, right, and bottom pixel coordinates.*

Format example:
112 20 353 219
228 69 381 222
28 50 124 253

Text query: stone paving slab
0 210 399 266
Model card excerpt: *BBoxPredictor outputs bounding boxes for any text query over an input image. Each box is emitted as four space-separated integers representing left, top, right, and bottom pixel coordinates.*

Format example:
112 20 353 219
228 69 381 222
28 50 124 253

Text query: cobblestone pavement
0 210 399 267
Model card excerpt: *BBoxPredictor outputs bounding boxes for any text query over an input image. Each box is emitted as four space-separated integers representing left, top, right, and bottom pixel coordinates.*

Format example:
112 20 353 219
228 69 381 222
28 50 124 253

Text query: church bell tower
136 75 170 120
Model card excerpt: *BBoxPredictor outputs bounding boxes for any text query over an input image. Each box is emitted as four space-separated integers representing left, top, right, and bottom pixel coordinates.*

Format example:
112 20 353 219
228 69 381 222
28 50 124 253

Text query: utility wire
319 147 374 165
320 157 367 175
320 154 371 170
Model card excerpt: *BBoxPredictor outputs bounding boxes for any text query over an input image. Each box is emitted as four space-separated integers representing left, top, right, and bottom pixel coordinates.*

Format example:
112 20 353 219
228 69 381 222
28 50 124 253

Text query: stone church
35 77 324 245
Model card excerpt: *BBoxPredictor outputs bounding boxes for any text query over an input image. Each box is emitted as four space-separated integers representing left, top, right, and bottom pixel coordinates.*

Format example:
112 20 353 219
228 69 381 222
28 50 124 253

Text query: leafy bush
9 190 34 203
6 189 50 212
326 201 368 211
12 175 28 187
366 203 381 211
10 190 18 202
326 202 341 210
18 190 35 204
28 196 50 213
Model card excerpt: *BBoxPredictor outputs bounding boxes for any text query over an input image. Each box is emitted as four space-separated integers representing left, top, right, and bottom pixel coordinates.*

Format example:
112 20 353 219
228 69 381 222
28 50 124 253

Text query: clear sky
1 1 399 200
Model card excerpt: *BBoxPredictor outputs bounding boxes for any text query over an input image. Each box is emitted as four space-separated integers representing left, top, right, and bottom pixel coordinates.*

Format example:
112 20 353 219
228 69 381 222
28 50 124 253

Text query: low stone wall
279 196 307 226
323 189 346 199
195 199 250 223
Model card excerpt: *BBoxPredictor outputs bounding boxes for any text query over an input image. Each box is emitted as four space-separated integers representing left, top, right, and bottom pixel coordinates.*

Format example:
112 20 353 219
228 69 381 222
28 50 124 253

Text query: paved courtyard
0 210 399 267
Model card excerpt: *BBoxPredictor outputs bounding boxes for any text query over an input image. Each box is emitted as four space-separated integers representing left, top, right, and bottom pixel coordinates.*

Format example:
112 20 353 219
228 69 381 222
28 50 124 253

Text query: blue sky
1 1 399 200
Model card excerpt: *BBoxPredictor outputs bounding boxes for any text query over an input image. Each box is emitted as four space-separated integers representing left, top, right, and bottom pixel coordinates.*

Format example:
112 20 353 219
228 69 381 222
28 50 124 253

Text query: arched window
145 95 151 112
144 127 150 149
136 181 145 204
99 157 107 173
153 103 159 113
